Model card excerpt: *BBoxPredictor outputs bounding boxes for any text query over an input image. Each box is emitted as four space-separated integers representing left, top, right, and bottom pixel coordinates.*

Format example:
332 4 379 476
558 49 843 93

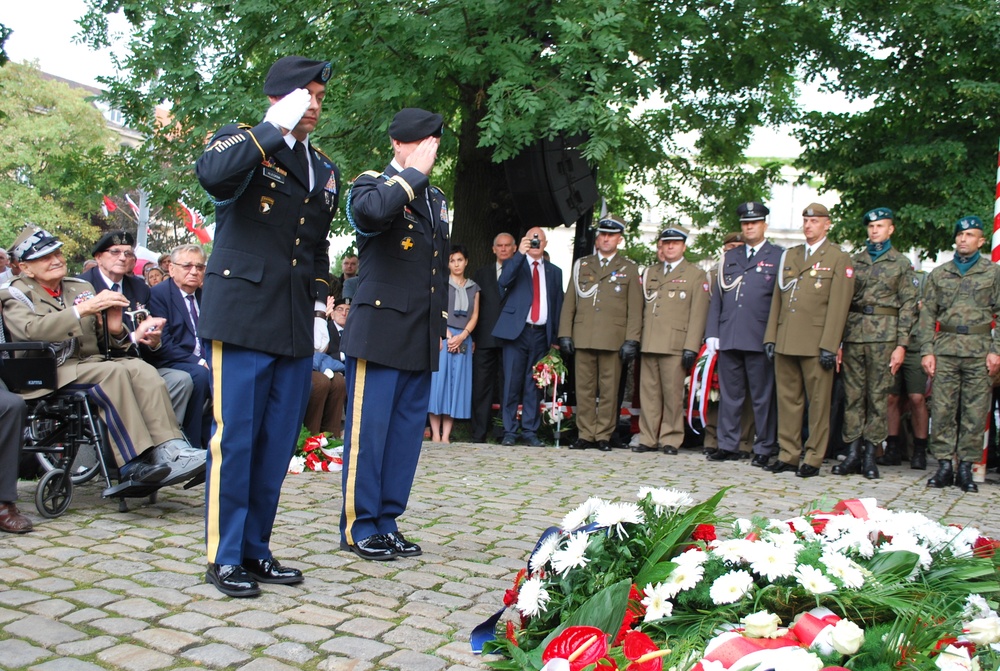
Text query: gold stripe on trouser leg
343 359 367 545
206 342 225 563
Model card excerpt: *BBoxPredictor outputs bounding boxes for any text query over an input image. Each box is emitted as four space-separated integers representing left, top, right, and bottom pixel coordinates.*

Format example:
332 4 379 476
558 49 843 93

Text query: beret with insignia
863 207 894 225
596 216 626 234
11 225 63 262
737 201 769 222
335 296 352 308
263 56 332 96
658 226 688 242
388 108 444 142
802 202 831 218
93 230 136 256
954 215 984 234
722 231 743 246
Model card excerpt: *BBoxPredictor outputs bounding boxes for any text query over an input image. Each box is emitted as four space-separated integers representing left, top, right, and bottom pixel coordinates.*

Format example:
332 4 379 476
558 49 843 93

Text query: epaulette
313 145 332 161
353 170 384 181
237 123 253 130
63 277 88 284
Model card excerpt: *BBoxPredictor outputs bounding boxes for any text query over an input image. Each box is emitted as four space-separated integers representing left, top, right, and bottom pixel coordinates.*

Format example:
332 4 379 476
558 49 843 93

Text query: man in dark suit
148 244 212 448
196 55 339 596
493 228 564 447
470 233 515 442
79 231 195 437
704 202 783 467
339 107 448 562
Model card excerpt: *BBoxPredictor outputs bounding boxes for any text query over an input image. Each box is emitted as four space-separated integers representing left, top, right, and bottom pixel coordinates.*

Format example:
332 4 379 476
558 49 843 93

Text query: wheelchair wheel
36 442 101 485
35 468 74 518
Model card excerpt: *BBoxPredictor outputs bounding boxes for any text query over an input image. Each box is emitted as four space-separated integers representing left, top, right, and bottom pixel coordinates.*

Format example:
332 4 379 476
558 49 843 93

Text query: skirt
427 341 473 418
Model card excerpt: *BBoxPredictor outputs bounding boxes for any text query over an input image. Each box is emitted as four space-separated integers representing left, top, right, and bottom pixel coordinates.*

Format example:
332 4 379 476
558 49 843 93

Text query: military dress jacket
916 256 1000 358
764 239 855 356
843 247 918 346
195 121 339 358
558 253 642 351
1 276 134 398
705 241 783 352
640 259 709 355
339 163 450 372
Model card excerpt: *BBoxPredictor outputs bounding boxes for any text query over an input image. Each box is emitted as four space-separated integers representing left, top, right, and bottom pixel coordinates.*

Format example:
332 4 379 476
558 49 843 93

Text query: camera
530 234 540 249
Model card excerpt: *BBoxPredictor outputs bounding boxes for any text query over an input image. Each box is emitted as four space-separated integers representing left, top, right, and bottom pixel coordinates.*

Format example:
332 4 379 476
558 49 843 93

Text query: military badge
74 291 94 305
400 237 415 251
668 290 675 298
440 203 449 224
680 291 686 300
260 197 274 214
702 282 709 292
262 166 286 183
403 207 418 223
324 174 338 194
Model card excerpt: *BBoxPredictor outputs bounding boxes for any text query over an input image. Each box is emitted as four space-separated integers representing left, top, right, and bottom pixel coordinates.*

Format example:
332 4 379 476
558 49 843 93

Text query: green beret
863 207 894 224
954 216 984 234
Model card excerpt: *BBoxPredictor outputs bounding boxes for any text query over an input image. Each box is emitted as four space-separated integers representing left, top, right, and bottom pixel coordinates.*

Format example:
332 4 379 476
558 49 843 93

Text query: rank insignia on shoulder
400 236 415 251
259 196 274 214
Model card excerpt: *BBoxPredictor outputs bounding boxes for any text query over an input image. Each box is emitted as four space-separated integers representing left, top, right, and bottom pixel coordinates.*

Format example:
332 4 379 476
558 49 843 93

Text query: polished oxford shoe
387 531 422 557
522 436 544 448
632 444 655 453
569 439 593 450
796 464 820 478
119 460 170 485
707 449 740 462
661 445 679 455
0 502 33 534
597 440 612 452
340 534 397 561
206 563 261 598
765 460 796 474
501 435 517 446
242 557 303 584
750 454 770 468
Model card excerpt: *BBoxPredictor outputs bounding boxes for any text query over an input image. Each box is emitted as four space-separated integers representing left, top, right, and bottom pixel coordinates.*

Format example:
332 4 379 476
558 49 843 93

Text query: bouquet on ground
288 428 343 473
479 488 1000 671
534 348 570 425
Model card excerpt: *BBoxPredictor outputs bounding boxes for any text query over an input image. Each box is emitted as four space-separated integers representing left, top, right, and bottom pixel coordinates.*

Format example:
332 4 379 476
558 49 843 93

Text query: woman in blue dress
428 245 480 443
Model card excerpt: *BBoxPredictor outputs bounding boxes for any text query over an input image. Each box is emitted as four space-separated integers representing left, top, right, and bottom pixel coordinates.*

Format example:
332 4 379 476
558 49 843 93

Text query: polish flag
101 195 118 217
124 193 141 218
177 200 213 244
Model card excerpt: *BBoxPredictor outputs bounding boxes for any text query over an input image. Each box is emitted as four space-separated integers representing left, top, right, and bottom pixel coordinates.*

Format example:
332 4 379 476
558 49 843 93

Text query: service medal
809 269 817 277
615 285 622 293
815 280 822 289
668 290 675 298
680 291 686 300
756 266 762 272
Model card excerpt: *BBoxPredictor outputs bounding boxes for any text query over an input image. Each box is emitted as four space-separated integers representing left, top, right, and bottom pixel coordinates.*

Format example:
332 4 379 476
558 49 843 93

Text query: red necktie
530 261 541 323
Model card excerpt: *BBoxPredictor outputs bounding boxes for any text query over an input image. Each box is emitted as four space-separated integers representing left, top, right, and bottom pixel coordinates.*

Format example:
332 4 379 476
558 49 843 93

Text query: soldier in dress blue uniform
195 55 340 596
339 108 449 561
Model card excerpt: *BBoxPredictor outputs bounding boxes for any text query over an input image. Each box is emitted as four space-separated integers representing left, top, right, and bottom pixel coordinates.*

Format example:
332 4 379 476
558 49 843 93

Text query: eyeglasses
105 249 136 258
176 262 207 273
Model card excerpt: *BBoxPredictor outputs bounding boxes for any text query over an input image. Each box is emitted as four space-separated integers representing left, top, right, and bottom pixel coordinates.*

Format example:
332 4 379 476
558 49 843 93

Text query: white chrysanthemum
515 577 550 618
964 594 995 620
660 561 705 598
673 548 710 567
767 530 803 549
746 541 799 581
529 532 563 572
785 516 817 539
637 486 694 514
709 570 754 605
551 531 591 575
795 564 837 595
595 501 644 539
640 582 675 622
713 539 755 565
733 518 754 536
881 533 933 571
560 497 607 531
820 551 865 589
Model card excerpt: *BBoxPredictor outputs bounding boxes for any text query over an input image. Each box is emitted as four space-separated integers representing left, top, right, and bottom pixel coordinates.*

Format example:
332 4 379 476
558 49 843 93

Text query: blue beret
954 216 984 234
863 207 894 224
263 56 331 96
737 201 769 222
596 217 625 234
388 108 444 142
12 226 63 262
93 229 135 256
658 226 688 242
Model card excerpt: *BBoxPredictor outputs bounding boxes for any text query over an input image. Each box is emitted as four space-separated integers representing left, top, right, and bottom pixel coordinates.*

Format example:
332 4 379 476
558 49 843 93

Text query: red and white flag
124 193 141 218
178 200 212 244
101 195 118 217
992 138 1000 263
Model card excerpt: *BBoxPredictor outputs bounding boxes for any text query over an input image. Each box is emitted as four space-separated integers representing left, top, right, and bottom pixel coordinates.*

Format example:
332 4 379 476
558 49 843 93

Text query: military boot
910 439 927 470
832 439 863 476
955 461 978 493
862 441 880 480
876 436 901 466
926 459 954 488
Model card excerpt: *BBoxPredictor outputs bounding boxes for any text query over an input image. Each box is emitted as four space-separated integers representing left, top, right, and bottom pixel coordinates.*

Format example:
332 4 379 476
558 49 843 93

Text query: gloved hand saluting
264 88 312 133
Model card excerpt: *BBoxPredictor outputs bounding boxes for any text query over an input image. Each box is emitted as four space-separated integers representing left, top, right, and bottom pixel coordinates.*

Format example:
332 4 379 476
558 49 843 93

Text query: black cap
388 108 444 142
596 216 625 234
92 230 136 256
263 56 332 96
737 201 769 222
11 226 63 262
658 226 688 242
335 296 352 308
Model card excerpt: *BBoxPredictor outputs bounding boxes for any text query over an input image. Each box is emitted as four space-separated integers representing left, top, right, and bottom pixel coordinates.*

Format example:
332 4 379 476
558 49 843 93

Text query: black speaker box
504 135 598 227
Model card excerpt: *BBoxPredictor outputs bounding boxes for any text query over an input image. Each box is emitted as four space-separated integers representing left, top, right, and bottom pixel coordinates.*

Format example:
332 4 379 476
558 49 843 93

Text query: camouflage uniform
841 245 918 444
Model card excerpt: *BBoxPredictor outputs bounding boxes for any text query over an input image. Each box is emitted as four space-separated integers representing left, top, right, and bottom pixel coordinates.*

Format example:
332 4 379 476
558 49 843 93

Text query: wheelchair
1 339 200 517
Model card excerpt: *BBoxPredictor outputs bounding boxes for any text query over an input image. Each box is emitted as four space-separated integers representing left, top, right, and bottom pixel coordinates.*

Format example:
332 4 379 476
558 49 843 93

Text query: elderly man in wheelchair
1 226 206 492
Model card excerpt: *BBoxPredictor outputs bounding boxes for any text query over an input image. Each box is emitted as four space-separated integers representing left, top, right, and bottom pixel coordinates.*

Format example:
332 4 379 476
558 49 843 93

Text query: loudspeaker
504 135 598 227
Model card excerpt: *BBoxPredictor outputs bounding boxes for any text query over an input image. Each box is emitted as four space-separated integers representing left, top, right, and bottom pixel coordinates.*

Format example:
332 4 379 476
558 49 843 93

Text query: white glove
314 317 330 353
264 88 311 132
705 337 720 354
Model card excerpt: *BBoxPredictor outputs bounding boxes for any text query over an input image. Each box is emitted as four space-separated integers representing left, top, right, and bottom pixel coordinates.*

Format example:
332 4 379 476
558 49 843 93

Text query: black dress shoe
765 460 796 474
119 460 171 485
501 435 516 446
386 531 422 557
206 563 261 598
737 451 751 460
522 436 544 448
707 449 740 462
340 534 397 561
750 454 770 468
796 464 820 478
569 439 593 450
661 445 678 455
597 440 612 452
632 444 655 453
242 557 303 584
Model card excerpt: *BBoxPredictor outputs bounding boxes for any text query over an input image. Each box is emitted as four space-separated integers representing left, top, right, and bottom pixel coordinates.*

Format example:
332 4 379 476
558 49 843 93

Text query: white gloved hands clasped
314 317 330 353
705 337 720 355
264 88 311 133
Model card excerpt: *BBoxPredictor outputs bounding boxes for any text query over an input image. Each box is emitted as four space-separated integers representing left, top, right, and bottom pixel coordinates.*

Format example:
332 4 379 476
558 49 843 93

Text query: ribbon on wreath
686 344 717 434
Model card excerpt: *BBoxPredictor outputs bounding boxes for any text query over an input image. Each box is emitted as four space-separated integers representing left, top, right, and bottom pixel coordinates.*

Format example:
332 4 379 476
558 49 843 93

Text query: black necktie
111 283 120 293
747 248 755 262
293 141 310 183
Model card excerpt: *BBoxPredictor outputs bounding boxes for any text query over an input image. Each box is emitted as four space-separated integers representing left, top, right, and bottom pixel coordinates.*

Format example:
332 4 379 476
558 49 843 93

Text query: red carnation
692 524 716 542
973 536 1000 558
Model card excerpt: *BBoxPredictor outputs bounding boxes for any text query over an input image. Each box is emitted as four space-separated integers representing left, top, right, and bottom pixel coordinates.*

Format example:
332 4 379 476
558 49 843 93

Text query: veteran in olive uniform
196 56 339 596
635 226 709 454
916 216 1000 493
558 217 643 452
763 203 855 477
339 108 449 561
832 208 918 479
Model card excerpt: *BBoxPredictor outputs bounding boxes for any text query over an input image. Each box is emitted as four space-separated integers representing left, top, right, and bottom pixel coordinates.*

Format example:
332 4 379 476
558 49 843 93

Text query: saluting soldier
196 55 340 597
916 216 1000 493
339 108 449 560
635 226 709 454
705 202 782 466
558 217 643 453
833 207 918 480
763 203 854 477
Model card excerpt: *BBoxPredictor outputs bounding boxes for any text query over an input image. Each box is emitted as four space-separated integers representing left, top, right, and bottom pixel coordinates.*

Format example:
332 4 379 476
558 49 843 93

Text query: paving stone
227 609 289 629
55 635 118 657
21 577 78 593
131 627 203 654
272 623 336 643
64 588 121 607
97 643 176 671
236 658 302 671
205 625 278 650
402 614 456 634
281 603 350 627
319 636 394 660
28 659 106 671
25 598 77 618
160 611 227 632
379 648 448 671
336 616 395 638
181 642 251 668
0 589 46 606
90 617 150 635
262 641 317 664
382 624 449 651
5 614 86 645
106 597 170 619
316 657 373 671
60 607 107 624
0 638 51 667
0 566 40 583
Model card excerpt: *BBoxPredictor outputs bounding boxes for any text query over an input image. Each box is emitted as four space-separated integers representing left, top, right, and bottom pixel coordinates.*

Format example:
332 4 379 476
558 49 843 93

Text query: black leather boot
862 441 880 479
876 436 901 466
956 461 978 493
832 439 863 475
926 459 954 488
910 439 928 470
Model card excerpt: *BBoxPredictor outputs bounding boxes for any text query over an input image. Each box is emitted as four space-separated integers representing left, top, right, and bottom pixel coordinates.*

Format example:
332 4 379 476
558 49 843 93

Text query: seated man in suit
304 296 348 436
493 228 564 447
148 244 213 448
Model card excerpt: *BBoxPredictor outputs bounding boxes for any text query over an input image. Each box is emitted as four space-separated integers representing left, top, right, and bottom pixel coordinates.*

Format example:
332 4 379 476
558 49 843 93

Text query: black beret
737 201 769 222
263 56 332 96
335 296 352 308
93 230 136 256
388 108 444 142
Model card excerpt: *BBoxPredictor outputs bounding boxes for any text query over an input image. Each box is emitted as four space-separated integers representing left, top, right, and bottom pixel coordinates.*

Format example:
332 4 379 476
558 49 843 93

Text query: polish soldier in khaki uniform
558 217 643 452
763 203 855 477
636 226 709 454
916 216 1000 493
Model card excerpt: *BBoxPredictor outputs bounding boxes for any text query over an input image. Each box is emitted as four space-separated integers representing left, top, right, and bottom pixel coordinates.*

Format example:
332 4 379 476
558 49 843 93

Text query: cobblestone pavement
2 443 998 671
